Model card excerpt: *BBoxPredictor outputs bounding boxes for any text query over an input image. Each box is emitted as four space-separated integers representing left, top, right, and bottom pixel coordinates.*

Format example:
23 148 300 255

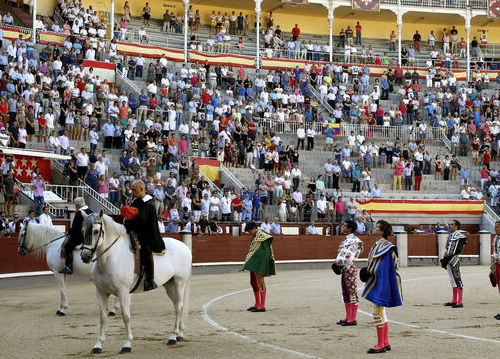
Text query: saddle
59 238 83 259
130 240 166 294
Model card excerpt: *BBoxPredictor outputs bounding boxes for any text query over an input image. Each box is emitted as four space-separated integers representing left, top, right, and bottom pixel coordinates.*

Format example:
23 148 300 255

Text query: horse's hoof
167 339 177 346
108 311 116 316
56 310 66 316
91 347 102 354
119 347 131 354
176 336 184 342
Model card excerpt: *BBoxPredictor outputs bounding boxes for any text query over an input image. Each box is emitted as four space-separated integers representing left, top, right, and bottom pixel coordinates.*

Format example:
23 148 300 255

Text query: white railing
19 182 84 202
220 163 247 191
442 133 452 152
116 68 142 95
261 119 444 140
309 85 334 114
53 10 64 27
198 168 223 197
484 203 500 221
16 181 66 218
52 161 120 214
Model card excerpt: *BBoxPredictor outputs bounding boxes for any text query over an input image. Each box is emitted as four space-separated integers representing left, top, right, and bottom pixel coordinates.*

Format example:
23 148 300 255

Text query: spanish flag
193 158 220 186
357 199 484 215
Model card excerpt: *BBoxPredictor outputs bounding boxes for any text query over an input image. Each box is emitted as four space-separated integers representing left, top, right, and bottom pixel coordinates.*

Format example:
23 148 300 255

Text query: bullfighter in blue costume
361 220 403 354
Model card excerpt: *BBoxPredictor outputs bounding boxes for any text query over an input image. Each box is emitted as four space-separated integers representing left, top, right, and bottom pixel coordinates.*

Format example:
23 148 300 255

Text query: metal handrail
219 163 247 191
261 119 444 140
309 85 334 115
52 161 120 214
442 133 452 152
198 168 223 197
16 181 65 218
116 68 142 95
53 10 64 27
484 202 500 221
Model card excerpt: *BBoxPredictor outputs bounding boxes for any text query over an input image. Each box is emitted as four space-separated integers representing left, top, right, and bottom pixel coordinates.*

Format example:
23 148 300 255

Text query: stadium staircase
0 1 32 28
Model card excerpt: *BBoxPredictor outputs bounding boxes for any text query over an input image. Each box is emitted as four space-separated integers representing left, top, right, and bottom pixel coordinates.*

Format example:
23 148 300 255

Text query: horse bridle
81 221 105 259
18 223 67 254
81 221 120 263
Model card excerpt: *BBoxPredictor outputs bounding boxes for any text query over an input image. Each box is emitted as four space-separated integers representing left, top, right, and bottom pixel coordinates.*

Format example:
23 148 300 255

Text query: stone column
327 4 334 63
255 0 262 69
183 0 189 63
397 12 403 66
395 231 408 267
465 11 471 82
110 0 115 41
478 230 492 265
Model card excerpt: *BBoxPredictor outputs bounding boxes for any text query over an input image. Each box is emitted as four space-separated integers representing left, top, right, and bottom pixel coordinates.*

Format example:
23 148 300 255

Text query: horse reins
18 232 68 254
81 221 120 263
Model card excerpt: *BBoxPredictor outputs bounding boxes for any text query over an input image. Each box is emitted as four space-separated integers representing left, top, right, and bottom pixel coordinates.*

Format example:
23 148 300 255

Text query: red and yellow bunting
2 26 31 41
189 51 255 68
357 199 484 215
39 31 67 45
116 41 184 61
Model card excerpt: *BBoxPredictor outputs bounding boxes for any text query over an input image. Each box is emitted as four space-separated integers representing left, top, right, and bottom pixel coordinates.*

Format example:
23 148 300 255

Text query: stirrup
59 266 73 275
144 280 158 292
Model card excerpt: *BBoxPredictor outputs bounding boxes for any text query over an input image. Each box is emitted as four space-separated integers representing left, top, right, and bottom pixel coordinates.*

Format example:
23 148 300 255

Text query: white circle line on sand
201 272 499 358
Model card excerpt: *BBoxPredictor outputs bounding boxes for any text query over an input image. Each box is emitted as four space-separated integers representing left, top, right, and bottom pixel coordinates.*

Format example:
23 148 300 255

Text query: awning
0 148 70 160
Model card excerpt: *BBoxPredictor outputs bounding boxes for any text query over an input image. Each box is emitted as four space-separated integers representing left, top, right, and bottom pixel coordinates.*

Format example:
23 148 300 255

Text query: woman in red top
0 97 7 124
434 154 442 180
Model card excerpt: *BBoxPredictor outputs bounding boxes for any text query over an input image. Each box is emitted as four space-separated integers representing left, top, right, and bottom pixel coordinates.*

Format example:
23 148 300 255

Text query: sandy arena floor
1 266 500 359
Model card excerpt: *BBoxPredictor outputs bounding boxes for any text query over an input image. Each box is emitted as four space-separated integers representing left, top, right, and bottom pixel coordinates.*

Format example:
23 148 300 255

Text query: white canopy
0 148 71 160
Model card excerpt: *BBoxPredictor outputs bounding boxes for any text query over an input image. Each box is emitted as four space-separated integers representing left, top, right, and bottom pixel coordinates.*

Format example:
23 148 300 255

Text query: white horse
80 210 192 354
18 222 120 316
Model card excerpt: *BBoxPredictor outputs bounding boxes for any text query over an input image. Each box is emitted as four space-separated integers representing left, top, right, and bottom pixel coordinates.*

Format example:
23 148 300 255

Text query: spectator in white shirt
210 193 221 219
306 125 316 151
221 192 232 221
260 218 272 234
59 130 69 155
306 221 318 235
38 206 53 226
296 124 305 150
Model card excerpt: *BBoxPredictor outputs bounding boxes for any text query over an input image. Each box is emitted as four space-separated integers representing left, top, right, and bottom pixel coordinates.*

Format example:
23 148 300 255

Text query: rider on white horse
60 197 93 275
124 180 166 292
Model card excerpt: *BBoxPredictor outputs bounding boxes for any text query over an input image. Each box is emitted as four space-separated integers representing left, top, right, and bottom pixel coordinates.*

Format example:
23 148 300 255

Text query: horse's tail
181 269 191 327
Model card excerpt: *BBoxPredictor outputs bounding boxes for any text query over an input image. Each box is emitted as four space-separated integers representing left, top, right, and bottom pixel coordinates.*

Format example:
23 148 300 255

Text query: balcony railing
261 119 444 141
16 182 66 218
52 161 120 215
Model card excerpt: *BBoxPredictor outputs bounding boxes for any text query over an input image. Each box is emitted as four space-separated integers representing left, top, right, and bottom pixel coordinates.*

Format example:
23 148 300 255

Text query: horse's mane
25 223 65 258
83 213 128 246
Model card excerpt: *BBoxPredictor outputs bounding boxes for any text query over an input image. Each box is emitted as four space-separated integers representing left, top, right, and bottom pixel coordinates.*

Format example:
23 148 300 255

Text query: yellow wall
34 0 58 16
71 0 500 43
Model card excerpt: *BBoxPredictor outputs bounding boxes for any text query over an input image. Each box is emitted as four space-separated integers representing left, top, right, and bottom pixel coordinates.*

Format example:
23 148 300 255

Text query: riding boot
127 231 137 253
143 253 157 292
59 251 74 274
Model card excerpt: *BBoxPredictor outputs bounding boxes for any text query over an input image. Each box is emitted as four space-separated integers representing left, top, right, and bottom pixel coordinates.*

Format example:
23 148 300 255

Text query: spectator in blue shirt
83 163 99 191
242 193 253 221
270 218 281 235
252 189 261 220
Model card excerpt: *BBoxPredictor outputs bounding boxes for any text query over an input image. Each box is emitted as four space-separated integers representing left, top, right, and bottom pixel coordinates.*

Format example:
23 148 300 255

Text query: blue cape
362 239 403 308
